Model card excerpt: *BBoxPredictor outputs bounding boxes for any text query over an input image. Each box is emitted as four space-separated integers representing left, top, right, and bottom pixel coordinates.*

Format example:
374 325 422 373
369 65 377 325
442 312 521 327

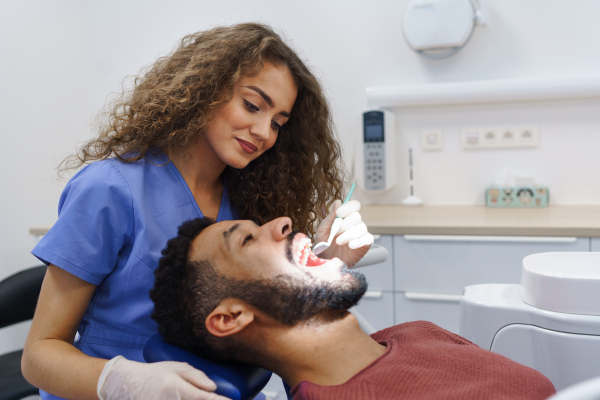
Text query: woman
22 23 373 400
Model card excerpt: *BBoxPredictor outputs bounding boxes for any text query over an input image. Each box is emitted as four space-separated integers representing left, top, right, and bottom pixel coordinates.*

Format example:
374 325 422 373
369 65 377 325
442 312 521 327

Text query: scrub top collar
166 158 233 222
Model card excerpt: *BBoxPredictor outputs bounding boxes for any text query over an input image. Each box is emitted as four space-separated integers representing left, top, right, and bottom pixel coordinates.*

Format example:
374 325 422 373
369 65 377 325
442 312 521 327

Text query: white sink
521 252 600 316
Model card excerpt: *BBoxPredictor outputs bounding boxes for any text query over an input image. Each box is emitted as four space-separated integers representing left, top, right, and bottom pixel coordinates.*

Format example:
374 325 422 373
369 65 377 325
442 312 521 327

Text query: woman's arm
22 265 228 400
22 264 107 400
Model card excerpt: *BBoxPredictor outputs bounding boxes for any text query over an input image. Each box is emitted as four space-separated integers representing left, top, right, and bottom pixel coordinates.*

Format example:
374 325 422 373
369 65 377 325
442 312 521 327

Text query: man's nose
263 217 292 241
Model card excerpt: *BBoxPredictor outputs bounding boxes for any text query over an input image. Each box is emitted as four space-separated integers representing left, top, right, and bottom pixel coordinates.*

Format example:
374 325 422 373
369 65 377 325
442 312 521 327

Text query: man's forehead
189 220 256 259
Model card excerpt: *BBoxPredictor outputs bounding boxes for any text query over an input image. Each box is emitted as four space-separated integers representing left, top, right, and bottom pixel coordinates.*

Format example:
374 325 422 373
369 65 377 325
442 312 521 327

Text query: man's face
189 217 367 324
190 217 353 284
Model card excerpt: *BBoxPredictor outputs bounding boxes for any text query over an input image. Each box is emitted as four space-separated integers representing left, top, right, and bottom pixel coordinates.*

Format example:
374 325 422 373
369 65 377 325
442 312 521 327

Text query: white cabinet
350 235 395 332
395 292 461 333
392 235 590 334
394 235 589 294
355 235 394 291
351 291 395 332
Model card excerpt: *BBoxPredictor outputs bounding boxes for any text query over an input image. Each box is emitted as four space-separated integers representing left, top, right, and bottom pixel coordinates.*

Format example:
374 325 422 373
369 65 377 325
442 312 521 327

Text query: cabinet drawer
355 235 394 291
351 291 395 332
394 235 589 294
395 291 461 334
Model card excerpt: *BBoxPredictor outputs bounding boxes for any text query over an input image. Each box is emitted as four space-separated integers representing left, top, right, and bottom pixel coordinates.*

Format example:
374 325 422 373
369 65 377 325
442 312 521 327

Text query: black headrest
0 266 47 329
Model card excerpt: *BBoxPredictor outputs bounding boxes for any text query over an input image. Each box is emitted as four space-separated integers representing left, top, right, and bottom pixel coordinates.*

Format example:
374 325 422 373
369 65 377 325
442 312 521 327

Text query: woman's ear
205 298 255 337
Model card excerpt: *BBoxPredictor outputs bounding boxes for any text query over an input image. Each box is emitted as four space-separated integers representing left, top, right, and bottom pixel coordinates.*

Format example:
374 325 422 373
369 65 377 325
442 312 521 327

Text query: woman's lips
236 138 258 154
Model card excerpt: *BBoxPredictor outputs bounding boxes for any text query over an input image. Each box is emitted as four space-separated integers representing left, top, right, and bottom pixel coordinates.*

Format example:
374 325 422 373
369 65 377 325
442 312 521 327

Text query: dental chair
144 244 390 400
0 265 47 400
143 333 272 400
547 375 600 400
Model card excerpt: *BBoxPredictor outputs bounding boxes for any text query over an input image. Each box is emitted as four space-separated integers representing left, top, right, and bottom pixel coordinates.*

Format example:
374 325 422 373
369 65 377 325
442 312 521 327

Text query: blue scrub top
32 154 237 400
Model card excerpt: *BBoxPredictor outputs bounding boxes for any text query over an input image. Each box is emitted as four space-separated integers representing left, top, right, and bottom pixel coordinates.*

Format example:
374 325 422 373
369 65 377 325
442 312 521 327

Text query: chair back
0 266 46 329
143 333 272 400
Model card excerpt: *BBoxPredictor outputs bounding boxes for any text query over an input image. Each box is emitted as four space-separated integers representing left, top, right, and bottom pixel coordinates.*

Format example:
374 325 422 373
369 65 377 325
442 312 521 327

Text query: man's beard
220 231 368 325
230 267 367 325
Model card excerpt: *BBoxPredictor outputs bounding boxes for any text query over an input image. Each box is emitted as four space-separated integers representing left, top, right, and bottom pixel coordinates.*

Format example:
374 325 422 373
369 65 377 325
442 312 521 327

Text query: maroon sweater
290 321 556 400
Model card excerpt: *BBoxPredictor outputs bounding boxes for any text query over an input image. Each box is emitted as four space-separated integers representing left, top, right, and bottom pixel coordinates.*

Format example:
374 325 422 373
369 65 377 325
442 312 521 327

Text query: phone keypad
364 142 385 190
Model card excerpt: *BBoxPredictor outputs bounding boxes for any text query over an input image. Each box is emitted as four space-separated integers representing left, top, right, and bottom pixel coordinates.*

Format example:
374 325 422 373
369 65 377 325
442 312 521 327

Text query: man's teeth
295 238 312 266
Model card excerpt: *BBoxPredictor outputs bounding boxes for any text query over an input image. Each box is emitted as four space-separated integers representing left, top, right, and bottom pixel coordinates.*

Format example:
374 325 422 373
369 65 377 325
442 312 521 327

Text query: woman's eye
243 234 253 246
271 121 282 131
244 100 259 112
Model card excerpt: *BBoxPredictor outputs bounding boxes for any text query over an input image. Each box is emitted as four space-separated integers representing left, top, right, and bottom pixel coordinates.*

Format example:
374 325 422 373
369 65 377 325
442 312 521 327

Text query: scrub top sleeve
32 162 135 285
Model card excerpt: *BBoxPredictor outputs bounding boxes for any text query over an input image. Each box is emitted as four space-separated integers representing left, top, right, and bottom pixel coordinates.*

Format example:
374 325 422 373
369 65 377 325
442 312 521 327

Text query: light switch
421 130 443 151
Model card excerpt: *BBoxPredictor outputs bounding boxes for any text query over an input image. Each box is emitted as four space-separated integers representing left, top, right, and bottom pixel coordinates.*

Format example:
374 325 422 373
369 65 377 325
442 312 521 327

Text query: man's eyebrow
245 86 291 118
222 223 240 250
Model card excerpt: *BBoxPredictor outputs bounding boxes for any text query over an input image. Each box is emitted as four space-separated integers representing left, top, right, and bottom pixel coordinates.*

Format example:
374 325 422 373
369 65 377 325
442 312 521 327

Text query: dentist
22 23 373 400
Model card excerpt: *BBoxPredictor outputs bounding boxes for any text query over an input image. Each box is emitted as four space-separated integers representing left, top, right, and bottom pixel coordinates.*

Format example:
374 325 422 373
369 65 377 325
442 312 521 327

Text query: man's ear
205 298 255 338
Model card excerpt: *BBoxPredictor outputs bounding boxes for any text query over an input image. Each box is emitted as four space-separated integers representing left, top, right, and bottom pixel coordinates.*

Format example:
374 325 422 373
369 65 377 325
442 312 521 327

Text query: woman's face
204 62 298 169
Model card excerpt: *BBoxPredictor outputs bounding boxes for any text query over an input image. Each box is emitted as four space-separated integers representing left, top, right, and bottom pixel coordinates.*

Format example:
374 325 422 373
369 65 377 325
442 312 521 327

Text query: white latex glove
315 199 374 267
98 356 230 400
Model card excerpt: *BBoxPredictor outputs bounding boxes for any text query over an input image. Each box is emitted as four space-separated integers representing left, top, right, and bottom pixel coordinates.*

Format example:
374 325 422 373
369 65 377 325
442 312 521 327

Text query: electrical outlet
462 126 539 150
421 130 443 151
481 128 498 147
516 126 539 147
499 128 517 146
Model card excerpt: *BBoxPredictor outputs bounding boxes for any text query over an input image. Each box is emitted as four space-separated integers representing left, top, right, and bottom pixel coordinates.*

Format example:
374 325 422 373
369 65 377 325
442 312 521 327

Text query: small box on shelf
486 186 549 208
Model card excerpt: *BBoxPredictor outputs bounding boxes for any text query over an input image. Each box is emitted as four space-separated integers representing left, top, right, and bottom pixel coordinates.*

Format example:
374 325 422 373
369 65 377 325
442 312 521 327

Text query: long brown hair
61 23 346 235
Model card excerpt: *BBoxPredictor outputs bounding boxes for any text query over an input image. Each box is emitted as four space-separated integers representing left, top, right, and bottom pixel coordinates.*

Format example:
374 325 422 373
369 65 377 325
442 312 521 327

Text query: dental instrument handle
331 182 357 225
342 182 356 205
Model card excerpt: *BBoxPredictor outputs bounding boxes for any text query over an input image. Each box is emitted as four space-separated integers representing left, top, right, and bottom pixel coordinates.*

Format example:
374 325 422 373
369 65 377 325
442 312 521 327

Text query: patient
150 217 556 400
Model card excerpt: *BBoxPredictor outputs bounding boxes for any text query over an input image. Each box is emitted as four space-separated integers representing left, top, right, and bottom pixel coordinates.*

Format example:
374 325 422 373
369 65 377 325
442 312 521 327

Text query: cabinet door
592 238 600 252
393 235 589 294
351 291 395 332
354 235 394 291
395 292 461 334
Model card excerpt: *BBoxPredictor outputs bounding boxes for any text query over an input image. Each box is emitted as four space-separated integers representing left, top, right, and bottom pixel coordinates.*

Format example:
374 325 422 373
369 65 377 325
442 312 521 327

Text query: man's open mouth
292 237 327 267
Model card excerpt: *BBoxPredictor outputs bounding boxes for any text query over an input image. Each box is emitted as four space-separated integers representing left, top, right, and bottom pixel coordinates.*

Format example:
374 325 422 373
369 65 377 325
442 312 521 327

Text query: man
150 217 556 400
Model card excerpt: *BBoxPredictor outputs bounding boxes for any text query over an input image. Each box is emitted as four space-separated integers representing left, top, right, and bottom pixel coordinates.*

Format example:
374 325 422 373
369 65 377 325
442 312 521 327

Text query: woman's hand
98 356 230 400
315 200 374 267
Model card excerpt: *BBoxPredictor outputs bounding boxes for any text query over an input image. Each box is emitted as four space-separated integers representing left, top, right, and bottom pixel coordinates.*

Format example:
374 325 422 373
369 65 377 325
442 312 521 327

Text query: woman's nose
249 117 271 141
264 217 292 242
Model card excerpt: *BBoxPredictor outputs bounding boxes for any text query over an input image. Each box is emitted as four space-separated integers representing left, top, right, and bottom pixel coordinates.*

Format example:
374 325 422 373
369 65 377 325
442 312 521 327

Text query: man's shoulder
370 321 475 345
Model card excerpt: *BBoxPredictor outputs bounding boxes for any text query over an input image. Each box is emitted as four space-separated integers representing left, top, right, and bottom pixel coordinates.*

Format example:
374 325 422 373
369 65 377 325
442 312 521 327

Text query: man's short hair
150 217 227 361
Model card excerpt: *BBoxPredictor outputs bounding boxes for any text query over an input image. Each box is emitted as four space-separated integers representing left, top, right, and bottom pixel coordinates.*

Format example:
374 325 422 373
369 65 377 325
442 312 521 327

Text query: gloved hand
315 199 374 267
97 355 230 400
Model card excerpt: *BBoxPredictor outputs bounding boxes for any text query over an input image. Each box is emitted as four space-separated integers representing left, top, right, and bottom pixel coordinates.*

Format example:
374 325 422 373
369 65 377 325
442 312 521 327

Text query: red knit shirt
290 321 556 400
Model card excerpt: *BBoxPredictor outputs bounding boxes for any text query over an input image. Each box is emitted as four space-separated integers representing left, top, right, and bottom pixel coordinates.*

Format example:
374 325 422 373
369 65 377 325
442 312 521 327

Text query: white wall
0 0 93 354
85 0 600 207
2 0 600 352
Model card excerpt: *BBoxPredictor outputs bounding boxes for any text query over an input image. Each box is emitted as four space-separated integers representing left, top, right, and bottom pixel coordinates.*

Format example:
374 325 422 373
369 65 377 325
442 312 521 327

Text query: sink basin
521 252 600 316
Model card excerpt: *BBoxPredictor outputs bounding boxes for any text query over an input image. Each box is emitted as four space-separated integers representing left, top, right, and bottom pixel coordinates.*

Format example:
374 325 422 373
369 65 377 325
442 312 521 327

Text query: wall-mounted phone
362 109 396 191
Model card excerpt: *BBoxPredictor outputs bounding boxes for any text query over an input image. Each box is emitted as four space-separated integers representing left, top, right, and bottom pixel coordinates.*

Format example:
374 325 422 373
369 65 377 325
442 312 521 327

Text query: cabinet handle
363 291 383 298
405 292 462 302
403 235 577 243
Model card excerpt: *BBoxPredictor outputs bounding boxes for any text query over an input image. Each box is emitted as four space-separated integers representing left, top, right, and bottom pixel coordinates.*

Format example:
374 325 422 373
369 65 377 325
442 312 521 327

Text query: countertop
360 205 600 237
30 205 600 237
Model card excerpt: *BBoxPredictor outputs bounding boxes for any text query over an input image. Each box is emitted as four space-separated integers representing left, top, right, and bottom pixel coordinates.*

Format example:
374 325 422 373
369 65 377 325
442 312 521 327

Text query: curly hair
61 23 346 235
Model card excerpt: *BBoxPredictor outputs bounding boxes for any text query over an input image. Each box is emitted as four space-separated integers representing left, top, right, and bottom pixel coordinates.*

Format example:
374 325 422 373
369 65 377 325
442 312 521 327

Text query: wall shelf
367 75 600 109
